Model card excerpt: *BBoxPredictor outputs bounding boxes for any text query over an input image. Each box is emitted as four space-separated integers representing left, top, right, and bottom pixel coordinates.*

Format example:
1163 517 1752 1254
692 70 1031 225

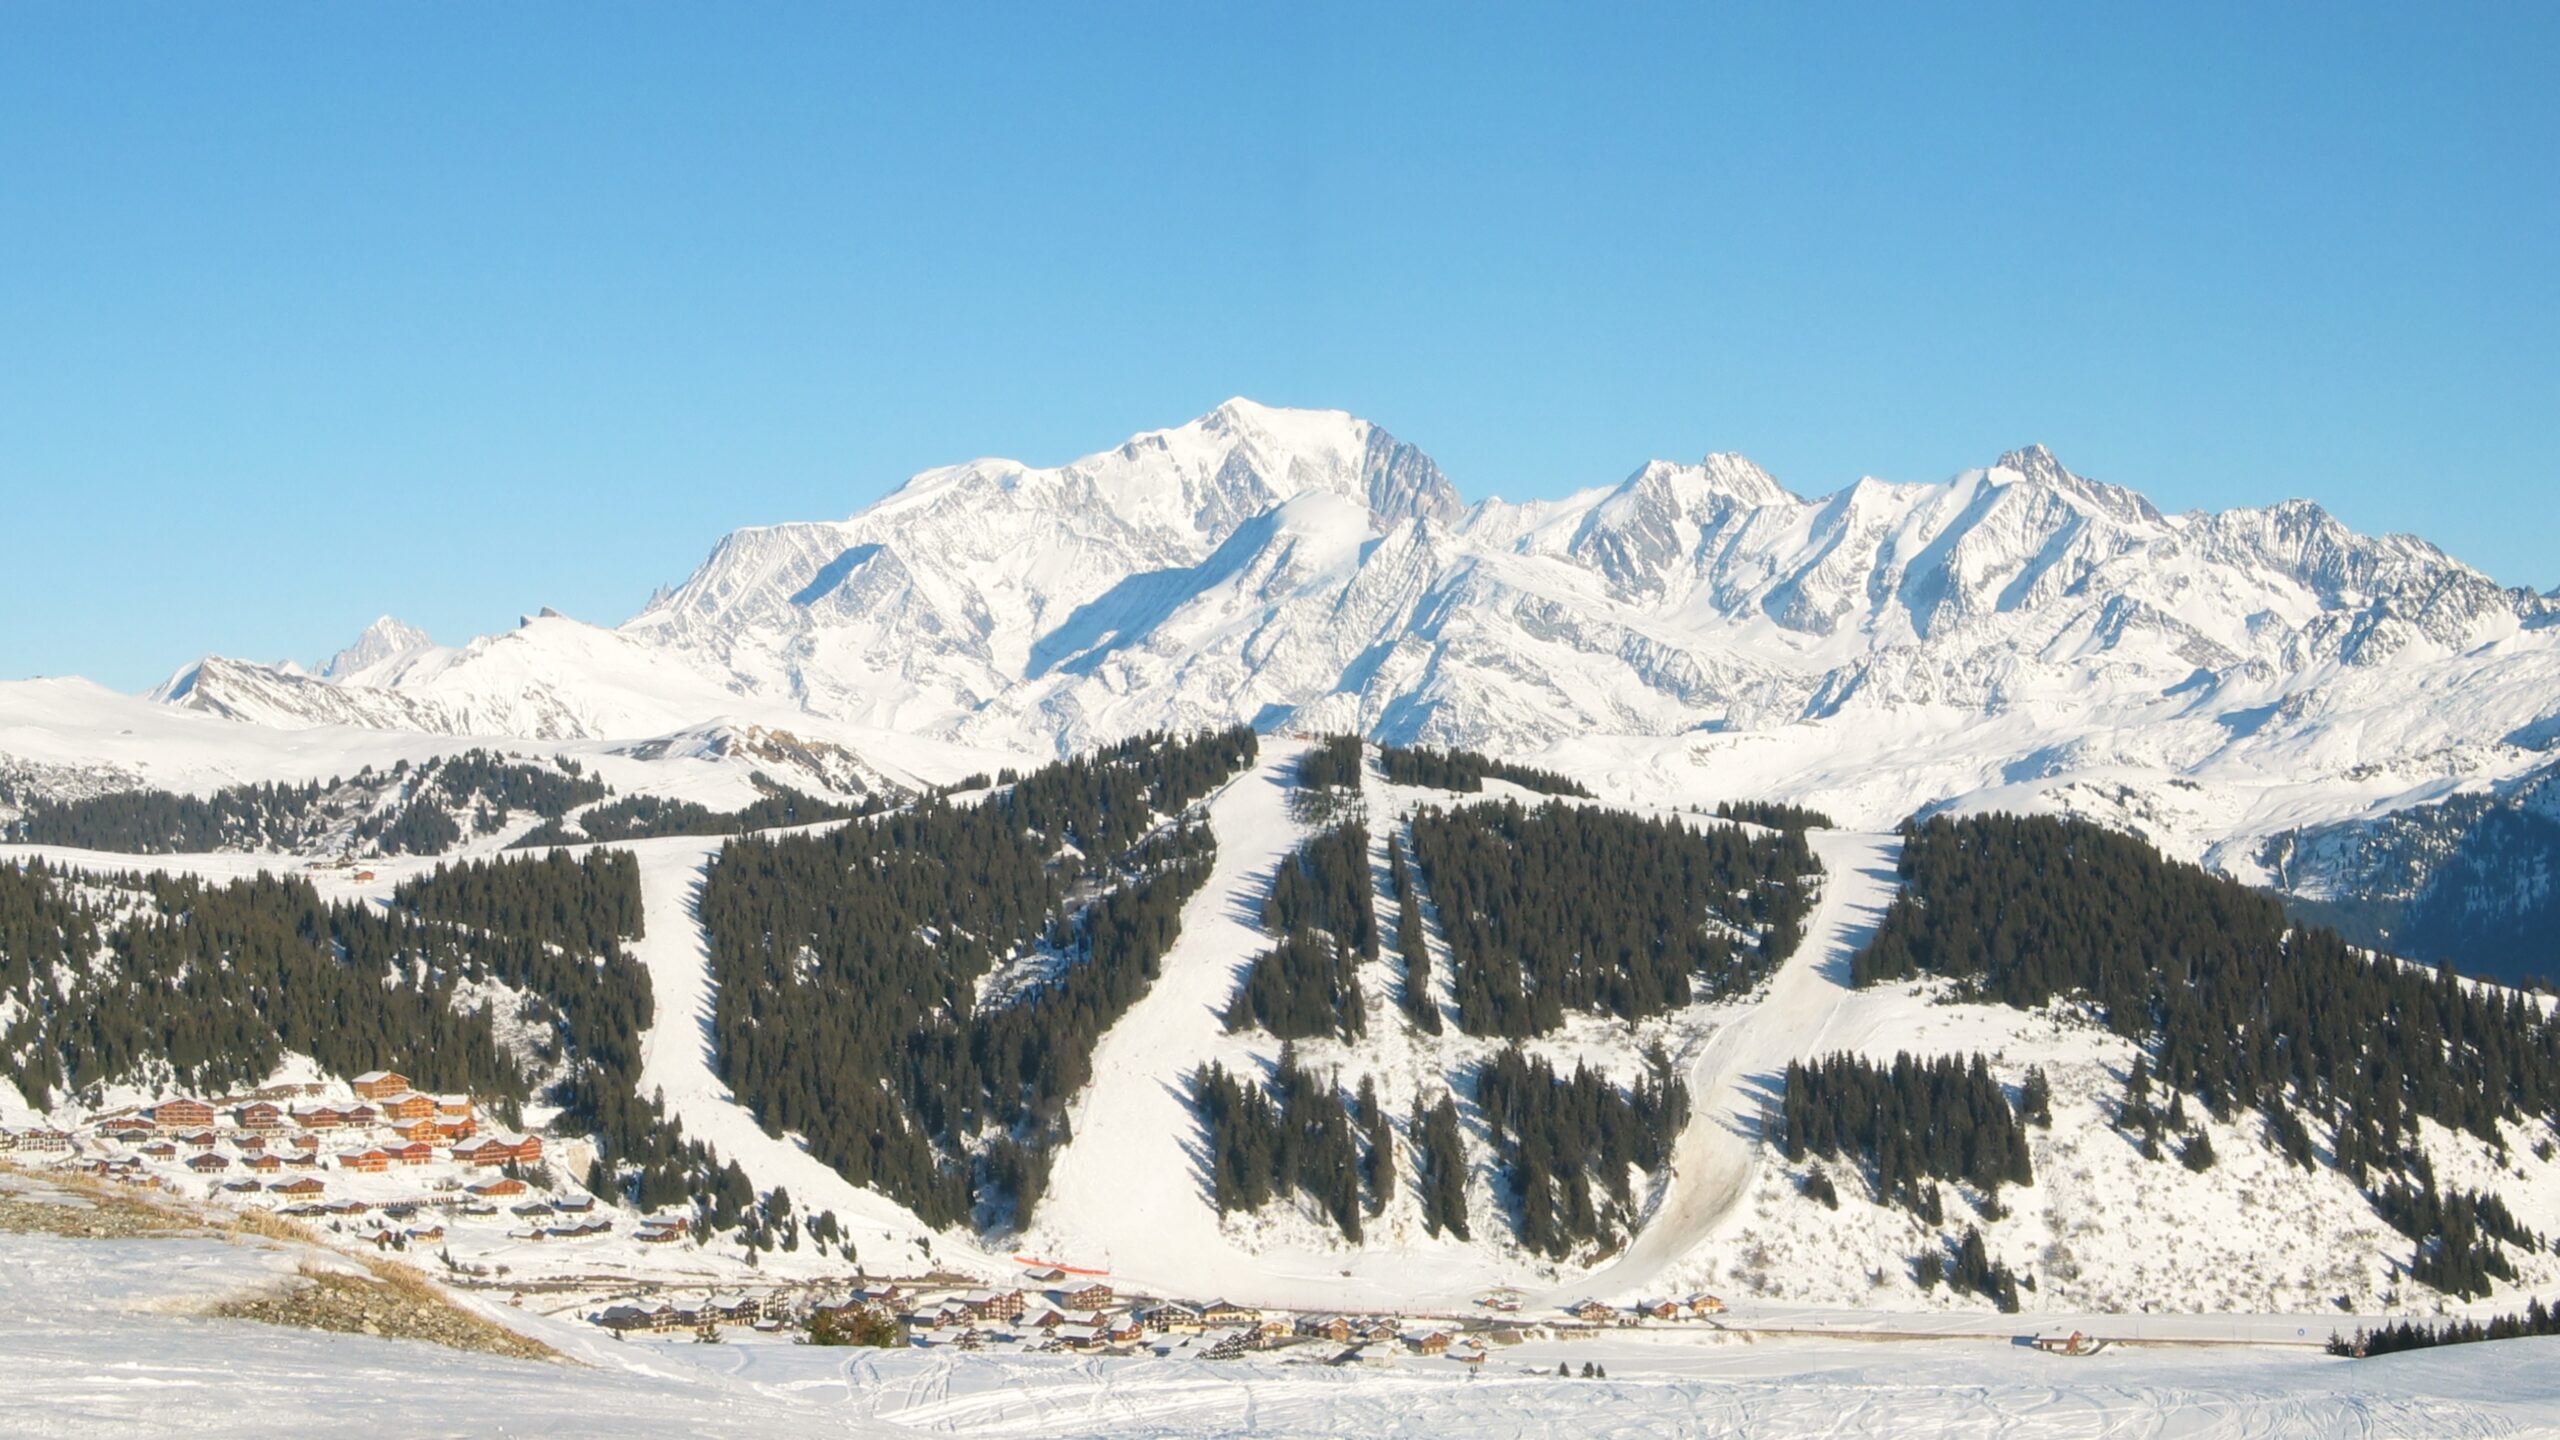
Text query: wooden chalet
381 1092 439 1123
185 1153 231 1173
1685 1293 1727 1315
1409 1331 1453 1356
292 1105 346 1130
1642 1299 1681 1321
350 1070 412 1101
1142 1301 1204 1333
959 1289 1027 1322
236 1101 288 1131
152 1098 216 1131
243 1153 283 1173
338 1149 393 1174
1570 1299 1617 1324
1296 1314 1353 1342
270 1176 326 1196
1060 1282 1114 1310
452 1138 516 1168
388 1141 435 1167
467 1177 529 1199
1199 1299 1257 1326
1045 1323 1104 1353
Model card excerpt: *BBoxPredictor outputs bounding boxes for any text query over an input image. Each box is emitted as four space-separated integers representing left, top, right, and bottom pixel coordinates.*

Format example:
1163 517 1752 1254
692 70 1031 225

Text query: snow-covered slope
13 1210 2560 1438
114 400 2560 883
1025 753 2560 1320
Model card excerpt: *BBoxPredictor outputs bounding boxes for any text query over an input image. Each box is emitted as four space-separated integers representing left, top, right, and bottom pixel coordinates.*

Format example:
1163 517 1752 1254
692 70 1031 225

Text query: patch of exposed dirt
210 1263 562 1363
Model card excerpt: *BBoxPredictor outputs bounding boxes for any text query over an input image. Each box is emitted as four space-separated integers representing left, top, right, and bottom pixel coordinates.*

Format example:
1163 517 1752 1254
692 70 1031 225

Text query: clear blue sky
4 3 2553 689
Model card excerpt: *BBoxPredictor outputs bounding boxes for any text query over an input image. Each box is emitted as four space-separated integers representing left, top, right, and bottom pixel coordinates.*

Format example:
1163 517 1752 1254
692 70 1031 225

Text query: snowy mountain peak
317 615 433 680
1987 444 2165 526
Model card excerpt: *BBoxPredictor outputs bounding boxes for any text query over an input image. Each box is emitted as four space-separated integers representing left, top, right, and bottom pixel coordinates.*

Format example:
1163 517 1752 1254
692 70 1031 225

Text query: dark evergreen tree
1411 799 1815 1037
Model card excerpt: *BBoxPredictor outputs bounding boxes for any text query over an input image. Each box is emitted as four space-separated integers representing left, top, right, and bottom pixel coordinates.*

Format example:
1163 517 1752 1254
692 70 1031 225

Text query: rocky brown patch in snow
0 1168 199 1239
210 1261 562 1363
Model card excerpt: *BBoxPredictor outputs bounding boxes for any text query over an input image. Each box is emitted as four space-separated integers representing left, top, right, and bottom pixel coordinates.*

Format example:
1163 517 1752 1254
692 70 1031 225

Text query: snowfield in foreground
5 1217 2558 1439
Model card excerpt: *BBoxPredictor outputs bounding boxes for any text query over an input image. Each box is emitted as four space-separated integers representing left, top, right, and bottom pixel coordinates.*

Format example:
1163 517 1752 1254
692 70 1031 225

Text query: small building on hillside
236 1102 288 1131
352 1071 412 1102
338 1149 392 1174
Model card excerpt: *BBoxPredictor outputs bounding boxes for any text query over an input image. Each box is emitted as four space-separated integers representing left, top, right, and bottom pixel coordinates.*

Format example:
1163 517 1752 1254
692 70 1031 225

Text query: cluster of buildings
69 1069 544 1191
11 1067 592 1243
585 1271 1546 1369
595 1293 791 1335
1568 1294 1727 1325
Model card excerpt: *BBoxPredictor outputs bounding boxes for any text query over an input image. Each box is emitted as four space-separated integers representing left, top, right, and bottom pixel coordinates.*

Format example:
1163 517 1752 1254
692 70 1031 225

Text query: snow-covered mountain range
108 398 2560 903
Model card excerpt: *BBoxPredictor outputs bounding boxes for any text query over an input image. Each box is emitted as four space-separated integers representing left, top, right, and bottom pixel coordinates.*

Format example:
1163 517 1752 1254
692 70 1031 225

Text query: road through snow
1561 828 1903 1303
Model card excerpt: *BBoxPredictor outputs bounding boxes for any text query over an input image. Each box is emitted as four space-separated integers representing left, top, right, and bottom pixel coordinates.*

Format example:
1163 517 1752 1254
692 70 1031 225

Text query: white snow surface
6 1209 2560 1438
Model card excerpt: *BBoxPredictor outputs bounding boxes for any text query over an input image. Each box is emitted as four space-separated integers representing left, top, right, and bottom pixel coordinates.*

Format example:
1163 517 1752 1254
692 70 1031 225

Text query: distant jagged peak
317 615 433 681
1617 452 1797 513
1985 444 2165 527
